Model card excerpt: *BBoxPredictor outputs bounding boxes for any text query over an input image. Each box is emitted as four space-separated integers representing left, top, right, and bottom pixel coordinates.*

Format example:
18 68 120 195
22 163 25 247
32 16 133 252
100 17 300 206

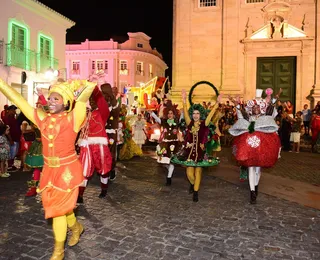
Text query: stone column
313 0 320 108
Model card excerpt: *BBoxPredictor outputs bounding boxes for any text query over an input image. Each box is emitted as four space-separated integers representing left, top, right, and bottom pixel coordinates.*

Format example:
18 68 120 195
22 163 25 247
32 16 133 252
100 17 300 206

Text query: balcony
5 43 59 73
36 54 59 73
120 69 128 75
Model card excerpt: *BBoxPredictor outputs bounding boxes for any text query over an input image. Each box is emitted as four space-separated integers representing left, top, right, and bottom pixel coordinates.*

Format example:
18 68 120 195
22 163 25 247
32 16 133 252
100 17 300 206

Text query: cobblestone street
0 151 320 260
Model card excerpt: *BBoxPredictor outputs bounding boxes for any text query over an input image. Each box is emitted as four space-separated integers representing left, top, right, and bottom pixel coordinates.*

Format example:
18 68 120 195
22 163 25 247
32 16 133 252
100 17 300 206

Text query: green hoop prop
188 81 219 106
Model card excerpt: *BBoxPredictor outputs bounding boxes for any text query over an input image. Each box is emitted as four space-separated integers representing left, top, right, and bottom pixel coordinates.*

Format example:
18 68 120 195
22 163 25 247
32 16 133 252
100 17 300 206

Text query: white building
0 0 75 108
65 32 168 93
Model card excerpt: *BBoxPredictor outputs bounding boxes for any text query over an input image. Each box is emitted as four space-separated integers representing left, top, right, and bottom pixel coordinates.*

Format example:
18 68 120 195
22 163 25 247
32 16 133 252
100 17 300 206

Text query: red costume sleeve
38 95 47 106
92 86 110 124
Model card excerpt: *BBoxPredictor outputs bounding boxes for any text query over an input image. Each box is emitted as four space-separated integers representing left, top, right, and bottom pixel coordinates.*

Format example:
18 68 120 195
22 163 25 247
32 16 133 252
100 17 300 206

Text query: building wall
0 0 74 108
172 0 318 110
65 32 168 93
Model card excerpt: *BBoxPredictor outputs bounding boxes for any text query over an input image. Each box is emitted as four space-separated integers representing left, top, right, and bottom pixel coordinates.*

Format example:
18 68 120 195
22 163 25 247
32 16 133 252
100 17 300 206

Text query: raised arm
0 78 43 125
182 89 191 125
73 80 97 132
205 98 220 126
150 111 161 124
92 86 110 123
229 95 245 119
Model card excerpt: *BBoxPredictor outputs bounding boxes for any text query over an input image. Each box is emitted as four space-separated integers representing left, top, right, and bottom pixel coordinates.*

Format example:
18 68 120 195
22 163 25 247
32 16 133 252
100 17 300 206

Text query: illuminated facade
0 0 75 108
172 0 320 110
65 32 168 93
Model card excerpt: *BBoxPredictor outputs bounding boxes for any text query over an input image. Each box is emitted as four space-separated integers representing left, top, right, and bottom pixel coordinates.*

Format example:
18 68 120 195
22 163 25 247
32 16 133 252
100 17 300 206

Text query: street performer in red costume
77 80 112 202
229 88 282 204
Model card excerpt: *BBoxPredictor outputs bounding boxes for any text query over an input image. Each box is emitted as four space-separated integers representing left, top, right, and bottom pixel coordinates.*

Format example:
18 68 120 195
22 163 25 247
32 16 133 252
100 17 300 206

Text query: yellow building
171 0 320 110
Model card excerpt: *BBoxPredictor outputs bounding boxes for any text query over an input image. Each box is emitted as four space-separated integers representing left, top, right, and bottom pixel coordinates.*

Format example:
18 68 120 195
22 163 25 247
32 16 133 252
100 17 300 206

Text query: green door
256 56 296 109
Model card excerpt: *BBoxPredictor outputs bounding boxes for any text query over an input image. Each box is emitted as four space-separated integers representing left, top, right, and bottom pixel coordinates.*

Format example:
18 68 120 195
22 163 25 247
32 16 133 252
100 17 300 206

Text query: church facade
171 0 320 110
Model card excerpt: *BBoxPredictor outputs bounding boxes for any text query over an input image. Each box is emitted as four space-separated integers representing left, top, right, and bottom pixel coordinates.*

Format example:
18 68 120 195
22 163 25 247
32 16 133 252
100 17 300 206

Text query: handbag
23 131 36 142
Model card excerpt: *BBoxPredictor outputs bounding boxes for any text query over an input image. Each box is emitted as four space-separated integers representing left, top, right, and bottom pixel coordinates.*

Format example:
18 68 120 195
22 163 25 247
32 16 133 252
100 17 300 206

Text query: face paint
47 92 65 114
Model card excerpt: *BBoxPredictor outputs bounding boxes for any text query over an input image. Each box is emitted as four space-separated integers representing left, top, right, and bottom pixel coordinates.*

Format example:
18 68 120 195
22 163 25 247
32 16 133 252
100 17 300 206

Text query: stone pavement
0 152 320 260
207 147 320 210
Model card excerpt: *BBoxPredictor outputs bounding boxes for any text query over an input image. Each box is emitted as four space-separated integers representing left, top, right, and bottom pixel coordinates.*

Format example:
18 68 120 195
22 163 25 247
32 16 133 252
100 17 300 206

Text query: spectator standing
3 105 21 171
289 111 303 153
1 105 8 122
283 100 294 118
0 124 10 177
279 112 292 151
301 104 311 135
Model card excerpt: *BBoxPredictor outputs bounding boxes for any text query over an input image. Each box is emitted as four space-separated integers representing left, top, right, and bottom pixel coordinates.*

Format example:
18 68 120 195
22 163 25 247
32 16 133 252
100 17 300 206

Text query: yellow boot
68 221 84 246
50 241 65 260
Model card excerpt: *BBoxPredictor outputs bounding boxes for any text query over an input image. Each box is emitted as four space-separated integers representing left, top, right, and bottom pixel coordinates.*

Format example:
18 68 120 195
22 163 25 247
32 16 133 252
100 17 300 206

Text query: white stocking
255 167 261 186
248 167 256 191
167 164 175 178
100 176 109 184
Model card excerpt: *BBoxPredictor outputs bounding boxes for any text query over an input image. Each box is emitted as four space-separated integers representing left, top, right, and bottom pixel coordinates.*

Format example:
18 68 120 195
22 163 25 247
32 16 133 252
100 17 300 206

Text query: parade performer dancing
101 84 120 182
150 100 181 186
24 124 44 197
77 85 112 202
0 78 96 260
171 89 220 202
24 88 48 196
229 89 281 204
118 105 143 160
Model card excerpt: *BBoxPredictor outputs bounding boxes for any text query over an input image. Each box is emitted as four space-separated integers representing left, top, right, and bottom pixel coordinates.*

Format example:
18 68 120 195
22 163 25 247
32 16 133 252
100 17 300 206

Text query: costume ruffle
171 156 219 167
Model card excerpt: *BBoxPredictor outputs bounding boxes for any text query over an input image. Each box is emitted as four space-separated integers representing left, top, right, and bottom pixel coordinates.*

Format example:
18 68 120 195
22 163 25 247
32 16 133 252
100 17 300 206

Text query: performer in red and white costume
77 84 112 202
229 88 282 204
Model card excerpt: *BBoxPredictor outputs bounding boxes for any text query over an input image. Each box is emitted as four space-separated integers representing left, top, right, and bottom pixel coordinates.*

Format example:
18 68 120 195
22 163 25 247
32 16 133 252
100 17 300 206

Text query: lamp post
45 67 67 81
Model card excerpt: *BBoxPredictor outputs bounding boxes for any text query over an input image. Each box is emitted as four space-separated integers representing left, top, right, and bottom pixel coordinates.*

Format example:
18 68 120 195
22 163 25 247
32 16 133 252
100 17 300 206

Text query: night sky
38 0 174 78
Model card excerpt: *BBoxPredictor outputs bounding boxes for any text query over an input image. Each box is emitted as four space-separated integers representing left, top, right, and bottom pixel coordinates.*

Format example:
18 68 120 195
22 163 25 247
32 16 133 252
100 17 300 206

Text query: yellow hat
48 80 87 112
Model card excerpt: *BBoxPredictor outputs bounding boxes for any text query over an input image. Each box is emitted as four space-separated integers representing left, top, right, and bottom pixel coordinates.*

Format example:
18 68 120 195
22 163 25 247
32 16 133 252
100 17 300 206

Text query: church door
256 56 296 108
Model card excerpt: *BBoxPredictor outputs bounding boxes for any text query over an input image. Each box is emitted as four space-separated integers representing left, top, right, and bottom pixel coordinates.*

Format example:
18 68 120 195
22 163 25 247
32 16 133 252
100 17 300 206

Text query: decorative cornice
66 49 168 68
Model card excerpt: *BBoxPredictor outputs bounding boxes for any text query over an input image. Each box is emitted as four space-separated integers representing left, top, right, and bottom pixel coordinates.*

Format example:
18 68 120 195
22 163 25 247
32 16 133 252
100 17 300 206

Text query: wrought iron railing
36 53 59 73
5 43 59 72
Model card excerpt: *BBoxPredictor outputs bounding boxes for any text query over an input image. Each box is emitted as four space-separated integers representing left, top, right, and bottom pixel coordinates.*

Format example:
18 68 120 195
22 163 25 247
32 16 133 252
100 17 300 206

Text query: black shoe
255 185 259 197
7 166 18 172
77 196 83 204
250 191 257 204
189 184 194 194
99 189 108 198
166 177 171 186
109 170 116 181
193 191 198 202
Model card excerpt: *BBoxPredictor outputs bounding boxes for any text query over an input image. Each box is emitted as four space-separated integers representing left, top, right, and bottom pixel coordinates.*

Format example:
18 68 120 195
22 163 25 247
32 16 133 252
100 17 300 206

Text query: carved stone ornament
262 1 292 23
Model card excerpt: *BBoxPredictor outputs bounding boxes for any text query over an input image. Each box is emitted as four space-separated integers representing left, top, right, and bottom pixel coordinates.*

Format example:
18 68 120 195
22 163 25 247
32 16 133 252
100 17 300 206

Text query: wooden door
256 56 296 108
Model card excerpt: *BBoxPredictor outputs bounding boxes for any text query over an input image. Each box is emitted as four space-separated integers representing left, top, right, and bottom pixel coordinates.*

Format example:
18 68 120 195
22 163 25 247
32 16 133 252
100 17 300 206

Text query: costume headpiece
245 89 267 115
48 79 89 112
188 103 206 120
163 99 179 119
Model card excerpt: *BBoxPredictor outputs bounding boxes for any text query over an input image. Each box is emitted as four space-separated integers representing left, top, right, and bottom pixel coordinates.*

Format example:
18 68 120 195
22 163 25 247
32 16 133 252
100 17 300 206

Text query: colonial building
0 0 75 108
65 32 168 93
172 0 320 110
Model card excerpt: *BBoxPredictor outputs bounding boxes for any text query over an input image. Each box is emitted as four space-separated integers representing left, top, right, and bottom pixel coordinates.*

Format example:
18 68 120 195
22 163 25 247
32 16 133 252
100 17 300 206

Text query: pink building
65 32 168 93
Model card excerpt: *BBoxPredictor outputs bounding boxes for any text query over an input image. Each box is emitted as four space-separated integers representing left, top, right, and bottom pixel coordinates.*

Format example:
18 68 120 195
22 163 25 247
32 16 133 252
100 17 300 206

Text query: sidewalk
209 147 320 210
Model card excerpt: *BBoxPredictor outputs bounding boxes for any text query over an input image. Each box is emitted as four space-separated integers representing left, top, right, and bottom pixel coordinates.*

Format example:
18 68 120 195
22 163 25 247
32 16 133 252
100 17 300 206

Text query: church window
199 0 216 7
246 0 264 3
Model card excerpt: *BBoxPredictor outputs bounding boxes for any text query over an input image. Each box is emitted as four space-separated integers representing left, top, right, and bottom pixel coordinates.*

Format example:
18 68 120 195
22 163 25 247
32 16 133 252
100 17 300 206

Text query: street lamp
45 67 54 80
45 67 66 81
